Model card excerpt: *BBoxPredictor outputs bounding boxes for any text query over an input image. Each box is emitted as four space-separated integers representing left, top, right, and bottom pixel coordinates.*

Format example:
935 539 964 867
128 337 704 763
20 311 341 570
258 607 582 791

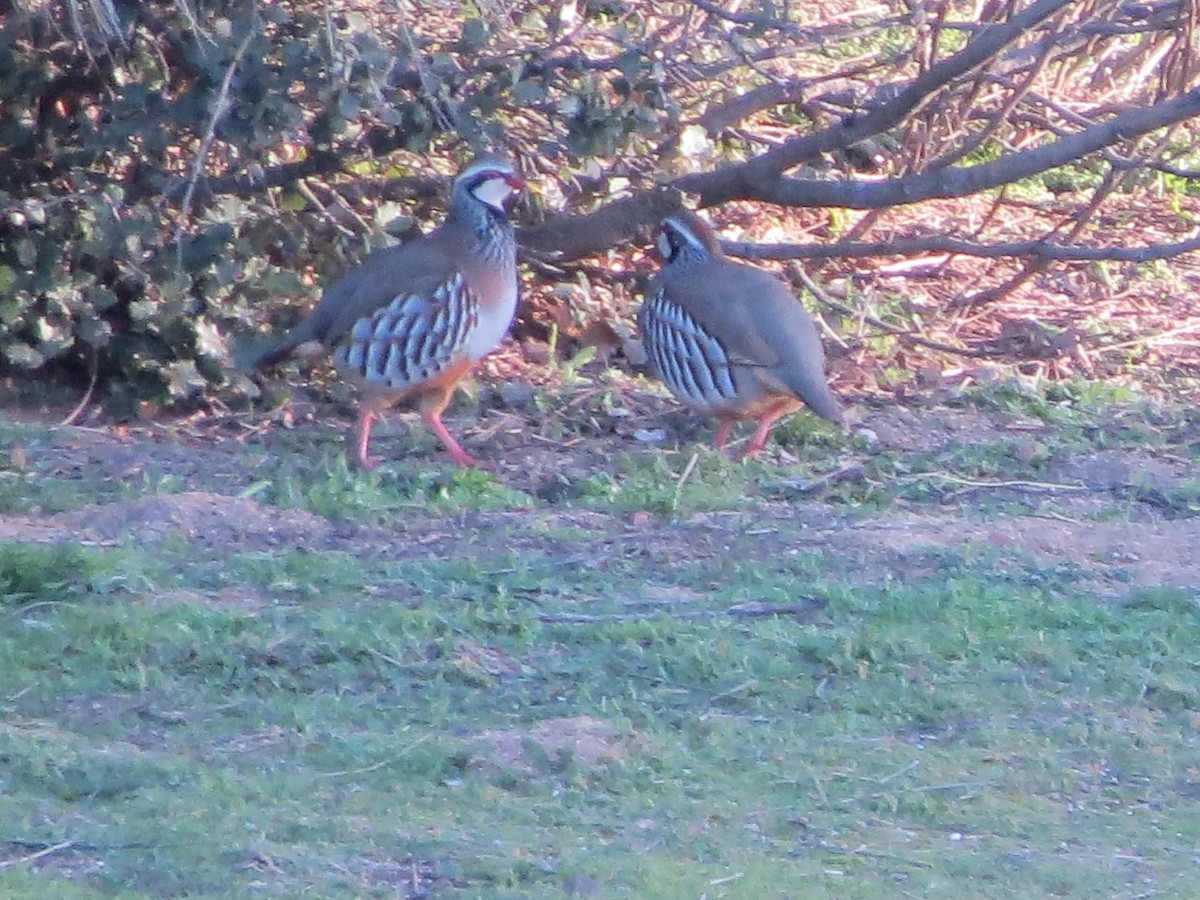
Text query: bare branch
677 0 1080 204
163 148 340 203
513 86 1200 264
718 88 1200 208
519 186 682 262
173 20 257 268
724 233 1200 263
696 78 808 135
161 118 444 203
686 0 809 37
1148 159 1200 179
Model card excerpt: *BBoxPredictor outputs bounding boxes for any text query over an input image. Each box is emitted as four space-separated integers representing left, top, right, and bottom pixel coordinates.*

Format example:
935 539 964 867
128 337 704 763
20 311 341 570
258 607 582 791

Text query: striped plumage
335 275 479 391
254 155 523 469
640 293 739 410
639 211 843 458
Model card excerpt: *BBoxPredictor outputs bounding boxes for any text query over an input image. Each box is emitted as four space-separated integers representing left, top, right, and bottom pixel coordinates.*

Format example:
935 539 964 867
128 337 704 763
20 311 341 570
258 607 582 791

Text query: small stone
854 427 879 447
498 380 536 408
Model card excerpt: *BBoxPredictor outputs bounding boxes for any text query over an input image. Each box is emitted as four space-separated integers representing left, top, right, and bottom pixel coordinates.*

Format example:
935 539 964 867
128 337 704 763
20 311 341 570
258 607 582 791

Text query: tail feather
249 315 327 372
776 338 845 427
252 335 303 371
803 384 844 426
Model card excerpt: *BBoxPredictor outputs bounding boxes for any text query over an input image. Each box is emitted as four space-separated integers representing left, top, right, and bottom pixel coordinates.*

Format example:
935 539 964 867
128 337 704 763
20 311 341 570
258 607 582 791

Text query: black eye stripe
661 219 703 260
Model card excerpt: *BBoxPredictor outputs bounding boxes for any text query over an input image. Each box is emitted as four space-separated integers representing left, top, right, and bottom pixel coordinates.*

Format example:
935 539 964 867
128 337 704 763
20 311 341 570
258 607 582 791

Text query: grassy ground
1 379 1198 898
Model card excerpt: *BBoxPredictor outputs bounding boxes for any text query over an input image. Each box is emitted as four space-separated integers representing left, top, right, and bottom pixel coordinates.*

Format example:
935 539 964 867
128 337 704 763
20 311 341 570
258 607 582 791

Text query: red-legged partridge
254 155 524 469
639 211 844 458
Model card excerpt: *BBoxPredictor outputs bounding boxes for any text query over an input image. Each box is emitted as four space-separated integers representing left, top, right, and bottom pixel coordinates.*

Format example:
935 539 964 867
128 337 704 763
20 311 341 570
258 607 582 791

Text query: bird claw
448 449 483 469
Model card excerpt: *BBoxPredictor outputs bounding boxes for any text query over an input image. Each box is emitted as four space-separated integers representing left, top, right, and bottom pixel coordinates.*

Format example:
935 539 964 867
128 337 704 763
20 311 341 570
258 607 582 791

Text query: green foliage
0 5 330 407
0 2 675 409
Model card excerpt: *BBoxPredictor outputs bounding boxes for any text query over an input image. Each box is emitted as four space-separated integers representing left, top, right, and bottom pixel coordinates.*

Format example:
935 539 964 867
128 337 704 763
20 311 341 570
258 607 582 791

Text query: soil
2 391 1197 603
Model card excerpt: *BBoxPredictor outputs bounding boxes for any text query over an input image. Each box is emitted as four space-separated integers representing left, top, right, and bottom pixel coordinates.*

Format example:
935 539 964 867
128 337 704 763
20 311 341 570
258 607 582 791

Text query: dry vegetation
1 0 1197 416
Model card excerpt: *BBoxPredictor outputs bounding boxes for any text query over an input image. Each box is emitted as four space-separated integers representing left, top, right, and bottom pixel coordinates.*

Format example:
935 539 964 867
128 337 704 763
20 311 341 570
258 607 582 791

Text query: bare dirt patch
827 510 1200 596
0 492 337 552
475 715 629 772
1 400 1196 604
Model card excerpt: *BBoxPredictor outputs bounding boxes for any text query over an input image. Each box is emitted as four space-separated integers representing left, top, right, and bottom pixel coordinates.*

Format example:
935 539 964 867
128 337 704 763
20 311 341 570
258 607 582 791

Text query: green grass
257 436 537 523
2 539 1199 896
0 390 1198 896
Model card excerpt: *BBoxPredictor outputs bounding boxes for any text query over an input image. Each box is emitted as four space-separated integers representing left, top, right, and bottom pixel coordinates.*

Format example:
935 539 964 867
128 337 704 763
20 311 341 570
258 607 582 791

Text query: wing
639 286 739 410
334 272 480 391
661 263 843 424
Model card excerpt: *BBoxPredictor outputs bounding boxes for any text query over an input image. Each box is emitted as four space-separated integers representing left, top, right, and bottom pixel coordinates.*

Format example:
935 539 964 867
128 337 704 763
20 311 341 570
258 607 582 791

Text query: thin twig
537 597 827 624
897 473 1089 492
315 735 432 778
954 163 1120 309
0 840 76 869
729 232 1200 263
867 779 996 798
173 0 212 45
57 347 98 427
709 872 746 886
672 452 699 509
1096 321 1200 353
322 0 338 76
294 181 359 239
708 679 758 705
366 647 406 669
173 21 258 269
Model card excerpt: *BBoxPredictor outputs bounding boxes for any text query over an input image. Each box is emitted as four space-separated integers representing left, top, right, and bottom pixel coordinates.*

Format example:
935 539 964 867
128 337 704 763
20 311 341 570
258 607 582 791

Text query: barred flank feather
335 276 480 390
640 291 737 408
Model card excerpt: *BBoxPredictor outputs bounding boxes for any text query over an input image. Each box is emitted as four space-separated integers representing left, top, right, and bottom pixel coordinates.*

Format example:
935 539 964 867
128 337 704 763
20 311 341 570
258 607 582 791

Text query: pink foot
425 412 481 468
354 453 382 471
446 446 481 469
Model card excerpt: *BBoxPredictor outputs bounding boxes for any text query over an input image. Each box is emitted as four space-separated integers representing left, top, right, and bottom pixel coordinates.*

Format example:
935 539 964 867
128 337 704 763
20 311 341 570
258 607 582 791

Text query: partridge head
254 155 524 469
639 211 843 458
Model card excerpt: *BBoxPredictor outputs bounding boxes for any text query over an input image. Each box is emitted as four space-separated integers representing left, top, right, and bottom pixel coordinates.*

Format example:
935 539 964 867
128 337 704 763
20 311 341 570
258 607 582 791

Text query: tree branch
676 0 1080 205
687 0 810 37
724 233 1200 263
163 147 342 203
512 86 1200 264
697 78 809 135
519 185 682 262
721 87 1200 208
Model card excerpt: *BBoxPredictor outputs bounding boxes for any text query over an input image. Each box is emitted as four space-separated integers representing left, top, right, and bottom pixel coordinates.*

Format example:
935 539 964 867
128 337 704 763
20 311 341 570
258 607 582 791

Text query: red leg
413 362 483 468
713 419 734 450
741 402 794 459
352 408 381 470
422 408 479 468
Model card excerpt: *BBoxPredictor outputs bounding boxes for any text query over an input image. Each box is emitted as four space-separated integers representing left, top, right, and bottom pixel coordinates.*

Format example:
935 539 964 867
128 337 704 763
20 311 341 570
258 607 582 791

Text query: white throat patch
471 176 515 212
656 229 674 260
